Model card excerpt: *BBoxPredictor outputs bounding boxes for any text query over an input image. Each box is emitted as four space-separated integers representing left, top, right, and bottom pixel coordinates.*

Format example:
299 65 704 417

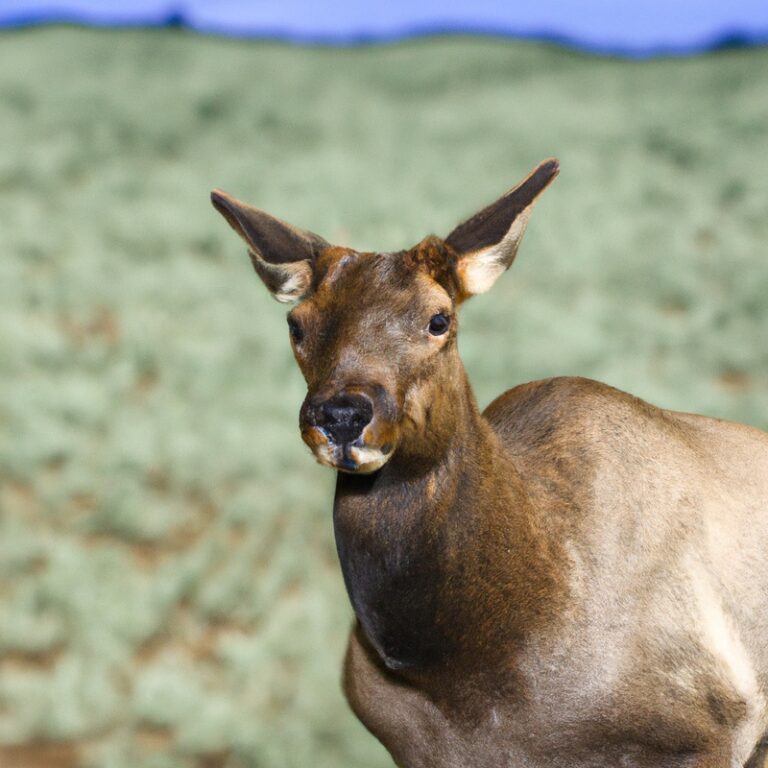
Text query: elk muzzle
300 388 398 474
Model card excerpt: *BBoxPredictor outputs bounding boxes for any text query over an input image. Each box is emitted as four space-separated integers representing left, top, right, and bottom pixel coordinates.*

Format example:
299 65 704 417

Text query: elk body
211 160 768 768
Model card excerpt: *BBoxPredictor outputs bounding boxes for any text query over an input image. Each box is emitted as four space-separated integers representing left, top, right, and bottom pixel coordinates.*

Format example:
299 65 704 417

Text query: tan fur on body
212 161 768 767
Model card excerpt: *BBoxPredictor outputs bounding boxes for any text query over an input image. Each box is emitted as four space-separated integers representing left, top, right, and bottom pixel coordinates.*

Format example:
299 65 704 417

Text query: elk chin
345 443 391 474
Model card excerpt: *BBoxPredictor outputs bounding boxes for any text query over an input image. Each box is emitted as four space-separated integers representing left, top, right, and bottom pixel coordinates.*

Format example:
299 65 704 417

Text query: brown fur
212 160 768 767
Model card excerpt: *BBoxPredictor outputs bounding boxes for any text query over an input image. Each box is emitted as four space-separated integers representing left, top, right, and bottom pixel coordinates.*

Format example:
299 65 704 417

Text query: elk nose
316 393 373 446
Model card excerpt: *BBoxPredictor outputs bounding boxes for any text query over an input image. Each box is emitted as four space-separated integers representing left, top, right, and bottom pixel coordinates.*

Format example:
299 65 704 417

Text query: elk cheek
402 379 431 434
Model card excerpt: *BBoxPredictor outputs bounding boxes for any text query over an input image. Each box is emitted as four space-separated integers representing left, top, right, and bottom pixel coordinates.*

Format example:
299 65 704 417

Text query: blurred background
0 2 767 767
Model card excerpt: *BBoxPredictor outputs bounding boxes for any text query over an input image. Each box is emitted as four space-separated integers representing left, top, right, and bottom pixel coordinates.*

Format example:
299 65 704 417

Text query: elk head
211 159 559 474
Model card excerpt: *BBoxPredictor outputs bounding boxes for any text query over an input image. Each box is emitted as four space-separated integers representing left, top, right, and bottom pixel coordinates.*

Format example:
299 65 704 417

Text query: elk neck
333 355 564 677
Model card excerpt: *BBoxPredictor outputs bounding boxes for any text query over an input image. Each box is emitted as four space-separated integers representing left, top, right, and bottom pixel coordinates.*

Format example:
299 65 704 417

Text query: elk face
288 241 461 473
211 159 558 474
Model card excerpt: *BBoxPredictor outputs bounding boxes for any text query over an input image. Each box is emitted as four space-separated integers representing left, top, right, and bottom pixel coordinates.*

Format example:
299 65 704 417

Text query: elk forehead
312 236 458 307
313 246 361 289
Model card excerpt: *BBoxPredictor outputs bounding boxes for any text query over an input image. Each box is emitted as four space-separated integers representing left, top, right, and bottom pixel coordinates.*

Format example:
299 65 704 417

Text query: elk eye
287 316 304 344
428 313 451 336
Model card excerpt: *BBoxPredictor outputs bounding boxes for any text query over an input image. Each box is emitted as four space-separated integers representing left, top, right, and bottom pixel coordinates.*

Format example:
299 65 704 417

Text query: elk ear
446 159 559 297
210 189 328 303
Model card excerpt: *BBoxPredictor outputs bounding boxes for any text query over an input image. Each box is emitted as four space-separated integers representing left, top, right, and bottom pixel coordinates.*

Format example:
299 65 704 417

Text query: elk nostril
317 394 373 445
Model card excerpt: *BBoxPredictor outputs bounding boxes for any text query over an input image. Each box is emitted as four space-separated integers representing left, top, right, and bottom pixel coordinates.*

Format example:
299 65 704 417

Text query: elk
211 160 768 768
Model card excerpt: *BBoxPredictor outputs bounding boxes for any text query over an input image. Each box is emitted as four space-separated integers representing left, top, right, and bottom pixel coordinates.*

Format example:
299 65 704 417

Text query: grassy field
0 26 767 768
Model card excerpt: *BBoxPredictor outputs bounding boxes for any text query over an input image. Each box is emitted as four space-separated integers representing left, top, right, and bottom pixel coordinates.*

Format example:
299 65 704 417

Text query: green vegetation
0 26 766 768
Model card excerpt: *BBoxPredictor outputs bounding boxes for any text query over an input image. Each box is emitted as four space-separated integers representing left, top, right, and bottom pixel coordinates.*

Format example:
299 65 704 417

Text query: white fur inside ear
457 209 530 295
457 246 508 295
274 262 312 303
251 252 313 303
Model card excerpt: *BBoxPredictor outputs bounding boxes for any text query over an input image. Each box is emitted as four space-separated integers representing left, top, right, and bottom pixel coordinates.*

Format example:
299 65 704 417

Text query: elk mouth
301 424 397 474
